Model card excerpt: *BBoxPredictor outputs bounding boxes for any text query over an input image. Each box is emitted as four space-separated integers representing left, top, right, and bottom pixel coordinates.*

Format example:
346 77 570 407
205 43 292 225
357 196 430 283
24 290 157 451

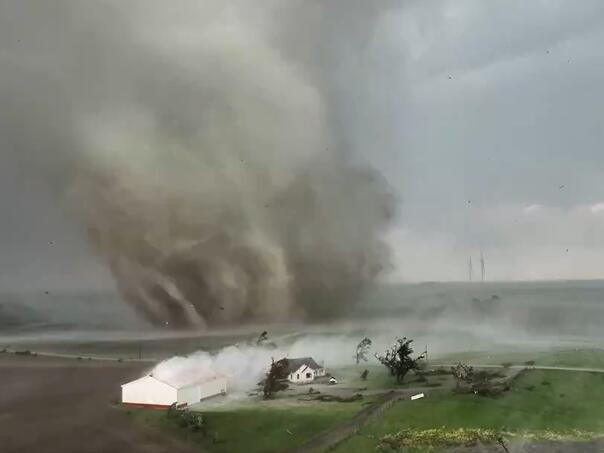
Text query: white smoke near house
150 335 384 395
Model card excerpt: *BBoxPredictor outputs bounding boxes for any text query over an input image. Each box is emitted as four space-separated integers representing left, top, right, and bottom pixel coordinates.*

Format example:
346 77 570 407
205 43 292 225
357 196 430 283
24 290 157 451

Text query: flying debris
559 185 565 189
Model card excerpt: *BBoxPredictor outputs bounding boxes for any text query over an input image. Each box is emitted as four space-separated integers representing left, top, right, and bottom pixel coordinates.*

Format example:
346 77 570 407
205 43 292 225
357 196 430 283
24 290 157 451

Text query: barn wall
199 377 228 400
177 385 200 405
122 377 177 406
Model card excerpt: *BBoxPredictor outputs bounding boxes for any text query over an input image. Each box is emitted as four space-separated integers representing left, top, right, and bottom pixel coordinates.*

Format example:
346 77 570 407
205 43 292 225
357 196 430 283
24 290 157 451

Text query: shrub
378 428 506 451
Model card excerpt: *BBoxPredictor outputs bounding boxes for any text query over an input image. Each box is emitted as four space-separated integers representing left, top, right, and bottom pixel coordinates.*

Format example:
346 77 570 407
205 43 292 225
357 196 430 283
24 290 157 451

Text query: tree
354 337 372 364
375 337 425 383
256 330 277 349
360 369 369 381
263 358 289 399
451 362 474 390
257 331 269 346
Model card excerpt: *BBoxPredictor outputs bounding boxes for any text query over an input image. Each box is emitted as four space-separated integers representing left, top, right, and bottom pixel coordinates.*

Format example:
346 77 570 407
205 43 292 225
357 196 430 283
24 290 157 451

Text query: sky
1 0 604 293
337 0 604 282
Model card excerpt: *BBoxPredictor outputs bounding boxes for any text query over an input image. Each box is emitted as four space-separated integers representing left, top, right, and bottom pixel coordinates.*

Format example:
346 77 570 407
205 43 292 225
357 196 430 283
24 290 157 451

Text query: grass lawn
129 400 367 453
333 369 604 452
433 347 604 369
331 365 453 391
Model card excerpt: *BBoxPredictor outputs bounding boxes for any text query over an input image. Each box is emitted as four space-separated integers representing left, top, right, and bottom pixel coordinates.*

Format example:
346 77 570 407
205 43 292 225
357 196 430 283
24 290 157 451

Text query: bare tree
375 337 425 383
354 337 372 364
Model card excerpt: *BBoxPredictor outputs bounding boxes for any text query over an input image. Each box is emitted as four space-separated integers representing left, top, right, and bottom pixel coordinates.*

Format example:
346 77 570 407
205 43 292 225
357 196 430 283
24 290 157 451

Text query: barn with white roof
121 373 227 408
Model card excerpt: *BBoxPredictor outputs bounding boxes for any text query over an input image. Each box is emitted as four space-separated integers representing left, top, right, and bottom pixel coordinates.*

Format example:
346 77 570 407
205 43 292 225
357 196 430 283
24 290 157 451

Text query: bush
524 360 536 366
501 362 513 368
378 428 506 451
167 406 206 434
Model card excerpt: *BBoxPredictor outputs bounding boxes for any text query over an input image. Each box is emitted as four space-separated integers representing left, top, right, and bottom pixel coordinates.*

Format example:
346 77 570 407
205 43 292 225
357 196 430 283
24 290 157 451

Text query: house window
306 373 312 378
296 374 299 379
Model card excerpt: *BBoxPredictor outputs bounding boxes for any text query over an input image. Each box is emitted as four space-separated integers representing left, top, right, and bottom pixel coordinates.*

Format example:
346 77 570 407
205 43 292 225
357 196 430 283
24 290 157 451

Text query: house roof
286 357 322 374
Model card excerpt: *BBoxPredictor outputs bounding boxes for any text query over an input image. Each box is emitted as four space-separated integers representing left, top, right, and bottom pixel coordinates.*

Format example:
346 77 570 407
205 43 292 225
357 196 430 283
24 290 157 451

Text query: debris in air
411 393 425 401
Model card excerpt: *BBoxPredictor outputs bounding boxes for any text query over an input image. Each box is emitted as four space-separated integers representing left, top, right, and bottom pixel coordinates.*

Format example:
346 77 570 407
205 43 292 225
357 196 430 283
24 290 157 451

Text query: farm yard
4 333 604 453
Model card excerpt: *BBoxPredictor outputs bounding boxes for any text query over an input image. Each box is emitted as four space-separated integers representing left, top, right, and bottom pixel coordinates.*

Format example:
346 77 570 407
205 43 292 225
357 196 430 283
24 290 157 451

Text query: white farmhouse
121 373 227 409
286 357 325 384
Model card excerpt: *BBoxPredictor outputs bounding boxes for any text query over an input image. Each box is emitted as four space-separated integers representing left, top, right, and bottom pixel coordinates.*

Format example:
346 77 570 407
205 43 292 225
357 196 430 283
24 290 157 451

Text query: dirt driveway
0 354 195 453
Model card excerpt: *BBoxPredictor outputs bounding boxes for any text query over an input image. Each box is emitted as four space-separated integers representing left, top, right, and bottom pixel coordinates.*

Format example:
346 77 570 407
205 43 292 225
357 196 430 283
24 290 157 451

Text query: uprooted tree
354 337 373 364
451 362 509 398
263 358 290 399
257 331 269 346
375 337 426 383
256 330 277 349
451 362 474 389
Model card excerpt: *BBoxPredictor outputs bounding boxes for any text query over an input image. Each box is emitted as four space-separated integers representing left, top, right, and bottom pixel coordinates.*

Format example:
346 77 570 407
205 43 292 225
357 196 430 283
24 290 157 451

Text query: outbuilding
121 373 227 409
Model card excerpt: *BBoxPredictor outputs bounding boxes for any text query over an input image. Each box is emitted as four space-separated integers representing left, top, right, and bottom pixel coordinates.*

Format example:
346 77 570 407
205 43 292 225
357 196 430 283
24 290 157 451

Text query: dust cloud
0 1 395 328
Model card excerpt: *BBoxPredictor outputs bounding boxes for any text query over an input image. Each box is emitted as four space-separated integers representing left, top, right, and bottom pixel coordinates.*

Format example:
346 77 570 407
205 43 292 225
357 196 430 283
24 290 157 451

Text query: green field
433 348 604 369
130 400 367 453
333 369 604 452
331 365 454 391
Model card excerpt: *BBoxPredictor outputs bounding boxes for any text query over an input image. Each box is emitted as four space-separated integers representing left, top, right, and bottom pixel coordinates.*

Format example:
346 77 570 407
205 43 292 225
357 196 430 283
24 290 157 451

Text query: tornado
0 0 395 328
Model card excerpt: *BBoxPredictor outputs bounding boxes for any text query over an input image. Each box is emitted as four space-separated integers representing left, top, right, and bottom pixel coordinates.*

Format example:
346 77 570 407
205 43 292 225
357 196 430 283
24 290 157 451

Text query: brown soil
0 354 195 453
